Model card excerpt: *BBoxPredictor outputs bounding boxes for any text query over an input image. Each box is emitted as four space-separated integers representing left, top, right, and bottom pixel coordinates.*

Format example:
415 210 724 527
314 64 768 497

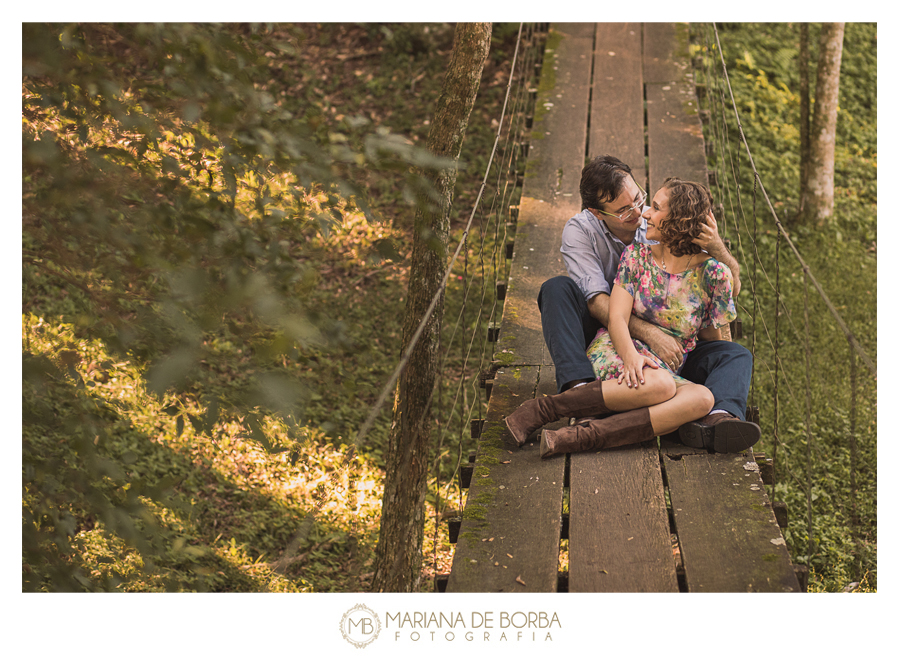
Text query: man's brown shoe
678 412 761 453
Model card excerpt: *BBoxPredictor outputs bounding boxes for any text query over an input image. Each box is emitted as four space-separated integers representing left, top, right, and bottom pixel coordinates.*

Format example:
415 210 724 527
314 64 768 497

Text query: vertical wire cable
772 228 781 497
803 270 814 564
750 174 759 410
849 338 860 578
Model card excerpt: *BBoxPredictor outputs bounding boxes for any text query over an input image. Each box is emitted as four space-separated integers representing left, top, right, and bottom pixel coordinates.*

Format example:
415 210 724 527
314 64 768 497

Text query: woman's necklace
659 249 694 273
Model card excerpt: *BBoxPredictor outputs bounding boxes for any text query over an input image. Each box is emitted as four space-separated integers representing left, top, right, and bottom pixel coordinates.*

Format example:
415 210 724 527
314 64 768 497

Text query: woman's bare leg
601 367 677 412
646 382 715 435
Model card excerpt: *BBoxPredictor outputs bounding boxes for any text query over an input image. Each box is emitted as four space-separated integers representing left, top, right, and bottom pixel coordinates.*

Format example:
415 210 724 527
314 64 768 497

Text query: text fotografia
386 611 561 642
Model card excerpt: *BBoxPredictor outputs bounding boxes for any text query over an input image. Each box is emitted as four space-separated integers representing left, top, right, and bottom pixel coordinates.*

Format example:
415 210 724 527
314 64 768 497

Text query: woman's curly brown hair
656 178 714 257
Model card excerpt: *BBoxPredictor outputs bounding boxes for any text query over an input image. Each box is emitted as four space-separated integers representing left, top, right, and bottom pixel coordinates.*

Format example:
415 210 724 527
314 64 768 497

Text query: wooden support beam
448 518 461 543
747 405 760 425
756 455 775 485
794 565 809 592
773 501 789 529
459 465 473 490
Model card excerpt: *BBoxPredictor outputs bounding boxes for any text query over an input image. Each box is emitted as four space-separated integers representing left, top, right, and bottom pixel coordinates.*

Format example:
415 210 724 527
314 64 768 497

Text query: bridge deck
445 23 801 593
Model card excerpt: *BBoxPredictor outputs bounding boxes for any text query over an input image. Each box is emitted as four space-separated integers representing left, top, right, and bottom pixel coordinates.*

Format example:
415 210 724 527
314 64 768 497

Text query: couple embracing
505 155 760 458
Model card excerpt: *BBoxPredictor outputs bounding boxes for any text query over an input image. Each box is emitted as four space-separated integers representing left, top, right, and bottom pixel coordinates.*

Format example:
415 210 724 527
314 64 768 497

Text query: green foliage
703 23 876 241
23 23 449 413
693 23 877 590
23 22 522 592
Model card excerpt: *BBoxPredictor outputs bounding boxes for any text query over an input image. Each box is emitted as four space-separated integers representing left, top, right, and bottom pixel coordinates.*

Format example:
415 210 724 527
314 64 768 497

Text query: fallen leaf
515 575 526 586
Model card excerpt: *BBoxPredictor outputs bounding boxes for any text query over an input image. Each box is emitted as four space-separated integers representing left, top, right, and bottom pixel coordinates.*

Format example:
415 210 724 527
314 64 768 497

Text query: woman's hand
618 353 659 388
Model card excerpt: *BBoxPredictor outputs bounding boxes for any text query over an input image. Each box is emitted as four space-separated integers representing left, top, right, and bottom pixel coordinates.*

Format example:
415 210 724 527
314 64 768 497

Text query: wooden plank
589 23 646 188
644 23 707 193
446 366 566 592
642 23 693 85
500 22 593 368
500 196 573 367
662 449 801 592
524 23 594 203
568 440 679 592
646 82 708 193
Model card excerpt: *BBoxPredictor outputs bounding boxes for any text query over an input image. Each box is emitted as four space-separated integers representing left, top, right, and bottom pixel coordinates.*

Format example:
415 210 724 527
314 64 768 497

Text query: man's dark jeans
537 276 751 420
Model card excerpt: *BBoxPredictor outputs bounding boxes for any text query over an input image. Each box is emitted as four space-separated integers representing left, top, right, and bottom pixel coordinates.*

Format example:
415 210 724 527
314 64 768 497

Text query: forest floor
23 22 522 593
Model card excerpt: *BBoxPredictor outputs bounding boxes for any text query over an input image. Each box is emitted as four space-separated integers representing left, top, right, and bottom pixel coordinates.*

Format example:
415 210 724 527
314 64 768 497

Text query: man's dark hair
579 155 633 210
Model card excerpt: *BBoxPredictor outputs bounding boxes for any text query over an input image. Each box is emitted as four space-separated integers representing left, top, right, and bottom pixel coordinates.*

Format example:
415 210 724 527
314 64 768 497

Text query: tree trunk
371 22 491 593
797 23 811 220
799 22 845 226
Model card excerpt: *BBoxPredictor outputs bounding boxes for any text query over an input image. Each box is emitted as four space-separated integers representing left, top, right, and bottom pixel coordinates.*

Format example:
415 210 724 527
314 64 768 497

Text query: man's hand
640 325 684 371
693 210 725 253
692 210 741 297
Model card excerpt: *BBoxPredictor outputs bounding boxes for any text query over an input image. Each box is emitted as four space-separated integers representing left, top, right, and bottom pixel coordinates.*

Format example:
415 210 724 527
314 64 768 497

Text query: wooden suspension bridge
440 23 805 593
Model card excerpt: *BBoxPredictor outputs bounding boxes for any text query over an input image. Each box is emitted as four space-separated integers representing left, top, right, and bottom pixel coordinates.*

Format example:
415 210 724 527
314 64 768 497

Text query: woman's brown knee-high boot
539 407 655 459
504 380 611 447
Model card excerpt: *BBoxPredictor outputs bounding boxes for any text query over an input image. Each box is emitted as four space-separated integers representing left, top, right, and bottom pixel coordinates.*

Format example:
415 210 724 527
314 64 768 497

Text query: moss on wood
529 29 563 141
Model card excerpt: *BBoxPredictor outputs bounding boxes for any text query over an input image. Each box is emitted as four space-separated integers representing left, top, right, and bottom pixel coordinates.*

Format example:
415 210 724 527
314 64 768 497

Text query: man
538 155 759 451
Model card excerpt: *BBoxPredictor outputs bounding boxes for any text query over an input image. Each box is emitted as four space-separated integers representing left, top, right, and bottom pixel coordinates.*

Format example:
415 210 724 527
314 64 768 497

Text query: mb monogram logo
340 604 382 648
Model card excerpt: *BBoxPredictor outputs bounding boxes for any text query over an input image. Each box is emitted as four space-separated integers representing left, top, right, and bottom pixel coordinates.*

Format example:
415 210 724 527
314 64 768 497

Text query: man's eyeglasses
593 183 647 220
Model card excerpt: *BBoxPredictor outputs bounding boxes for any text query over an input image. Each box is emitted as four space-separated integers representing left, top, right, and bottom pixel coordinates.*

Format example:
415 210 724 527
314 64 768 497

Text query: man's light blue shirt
560 208 651 301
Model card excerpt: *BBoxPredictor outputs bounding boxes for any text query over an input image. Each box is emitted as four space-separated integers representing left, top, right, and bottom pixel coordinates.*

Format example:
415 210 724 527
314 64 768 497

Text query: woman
505 178 739 459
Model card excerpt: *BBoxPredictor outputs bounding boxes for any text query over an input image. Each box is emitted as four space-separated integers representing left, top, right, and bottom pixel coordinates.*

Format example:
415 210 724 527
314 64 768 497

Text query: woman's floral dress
587 242 737 384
